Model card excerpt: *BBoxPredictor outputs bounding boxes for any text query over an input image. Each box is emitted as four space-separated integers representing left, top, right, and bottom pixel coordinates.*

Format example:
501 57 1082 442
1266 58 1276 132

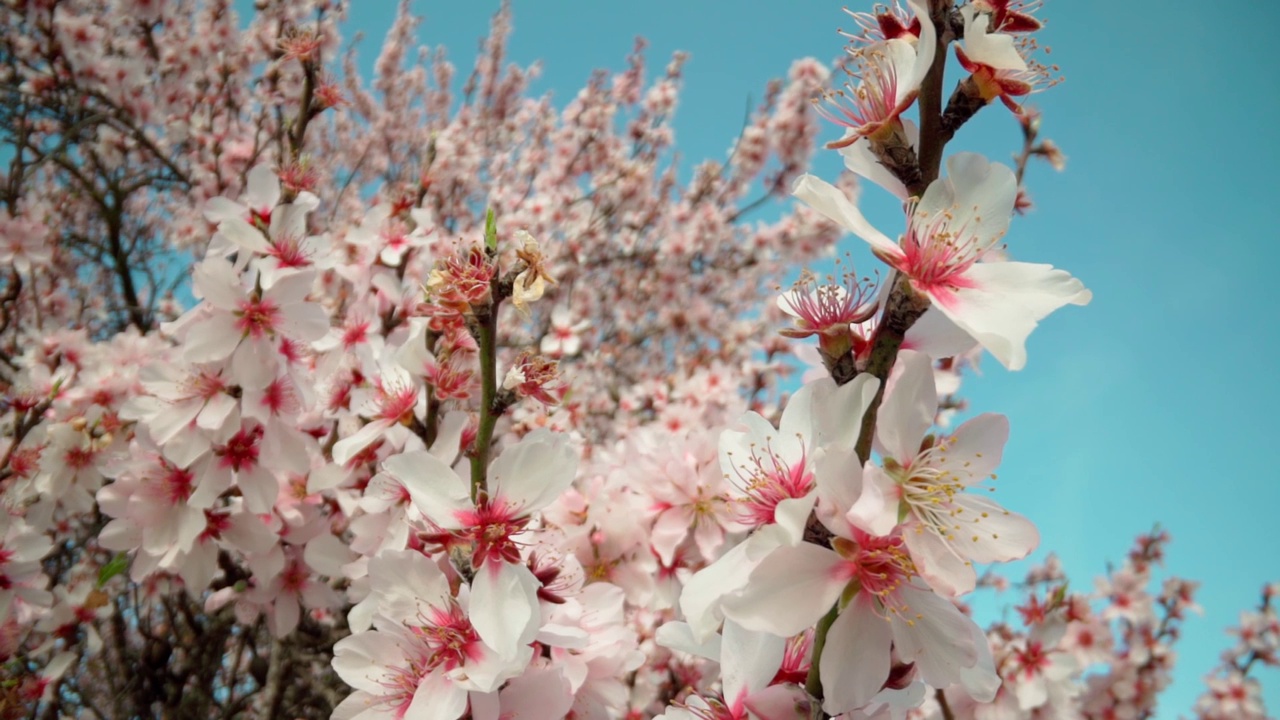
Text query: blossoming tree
0 0 1273 719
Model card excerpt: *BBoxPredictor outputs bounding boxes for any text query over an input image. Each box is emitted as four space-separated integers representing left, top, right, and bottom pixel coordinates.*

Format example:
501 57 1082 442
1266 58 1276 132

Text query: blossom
0 211 53 273
178 261 329 388
954 5 1047 116
720 375 879 541
847 350 1038 596
792 153 1090 370
539 305 589 358
654 620 795 720
719 460 995 715
203 165 281 231
383 429 578 660
0 514 53 622
332 552 521 720
331 360 423 467
815 0 934 149
97 454 207 577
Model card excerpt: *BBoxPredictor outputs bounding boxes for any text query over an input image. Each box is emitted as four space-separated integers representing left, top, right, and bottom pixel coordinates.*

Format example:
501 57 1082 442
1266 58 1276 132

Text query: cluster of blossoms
0 1 1272 719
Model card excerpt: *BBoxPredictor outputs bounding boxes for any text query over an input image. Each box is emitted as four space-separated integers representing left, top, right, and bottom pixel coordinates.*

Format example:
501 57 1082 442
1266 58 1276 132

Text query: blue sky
250 0 1279 714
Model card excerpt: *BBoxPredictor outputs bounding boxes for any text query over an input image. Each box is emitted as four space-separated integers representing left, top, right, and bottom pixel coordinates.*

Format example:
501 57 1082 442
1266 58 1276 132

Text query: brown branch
913 0 956 192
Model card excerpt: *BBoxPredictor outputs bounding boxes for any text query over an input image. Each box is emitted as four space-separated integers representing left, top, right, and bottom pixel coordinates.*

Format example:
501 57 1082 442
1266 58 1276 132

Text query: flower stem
804 0 953 702
470 302 500 503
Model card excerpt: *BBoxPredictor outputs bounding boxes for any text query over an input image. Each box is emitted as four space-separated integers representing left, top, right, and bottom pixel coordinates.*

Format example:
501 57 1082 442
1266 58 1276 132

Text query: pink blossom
383 429 578 659
793 153 1090 370
847 350 1038 596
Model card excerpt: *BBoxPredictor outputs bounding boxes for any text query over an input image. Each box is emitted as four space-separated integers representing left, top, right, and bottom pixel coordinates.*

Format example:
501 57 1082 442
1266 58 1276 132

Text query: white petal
305 533 357 578
932 261 1091 371
961 5 1028 71
891 585 980 684
488 429 577 514
192 259 246 312
382 451 470 529
915 153 1016 250
877 349 937 462
901 308 980 359
847 464 900 537
721 620 785 704
792 174 903 260
218 218 271 254
654 621 722 662
266 269 317 306
332 632 407 692
841 126 911 201
722 544 847 637
679 530 781 643
814 446 863 534
332 419 393 468
498 666 574 720
808 375 880 452
936 413 1008 483
278 302 330 343
774 493 818 547
952 494 1039 564
230 337 278 391
902 520 975 597
904 0 938 91
204 196 246 224
183 313 242 363
407 667 469 720
820 594 893 715
470 562 540 660
246 164 281 208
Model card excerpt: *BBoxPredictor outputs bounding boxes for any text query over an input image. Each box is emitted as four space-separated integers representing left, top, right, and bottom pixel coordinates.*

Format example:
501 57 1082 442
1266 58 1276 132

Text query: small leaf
484 208 498 252
97 554 129 588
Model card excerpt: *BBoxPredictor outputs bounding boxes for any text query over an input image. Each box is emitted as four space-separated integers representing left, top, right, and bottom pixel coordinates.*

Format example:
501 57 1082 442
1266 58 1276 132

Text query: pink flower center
834 530 916 600
236 297 280 338
200 509 232 541
1014 641 1052 679
158 465 195 505
185 369 228 401
374 379 418 423
781 280 876 337
457 497 531 567
340 320 370 349
816 43 904 135
64 445 95 470
260 378 298 416
411 603 484 673
268 235 311 269
280 560 308 594
725 443 813 529
217 428 262 473
899 211 985 292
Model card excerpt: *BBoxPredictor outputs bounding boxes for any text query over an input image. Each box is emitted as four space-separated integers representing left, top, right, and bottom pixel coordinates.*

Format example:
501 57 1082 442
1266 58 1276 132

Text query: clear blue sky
252 0 1280 714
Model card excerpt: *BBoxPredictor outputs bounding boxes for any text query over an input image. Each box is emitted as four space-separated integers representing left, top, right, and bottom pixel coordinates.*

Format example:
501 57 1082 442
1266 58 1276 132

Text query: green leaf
484 208 498 252
97 553 129 588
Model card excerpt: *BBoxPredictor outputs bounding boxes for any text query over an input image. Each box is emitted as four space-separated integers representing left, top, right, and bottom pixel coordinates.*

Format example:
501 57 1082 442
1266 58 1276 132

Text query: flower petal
847 464 900 537
915 153 1016 251
902 520 976 597
792 174 903 260
933 261 1091 371
876 350 937 463
935 413 1008 483
488 429 577 514
820 593 893 715
722 544 847 637
952 494 1039 564
382 451 470 529
470 561 540 660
